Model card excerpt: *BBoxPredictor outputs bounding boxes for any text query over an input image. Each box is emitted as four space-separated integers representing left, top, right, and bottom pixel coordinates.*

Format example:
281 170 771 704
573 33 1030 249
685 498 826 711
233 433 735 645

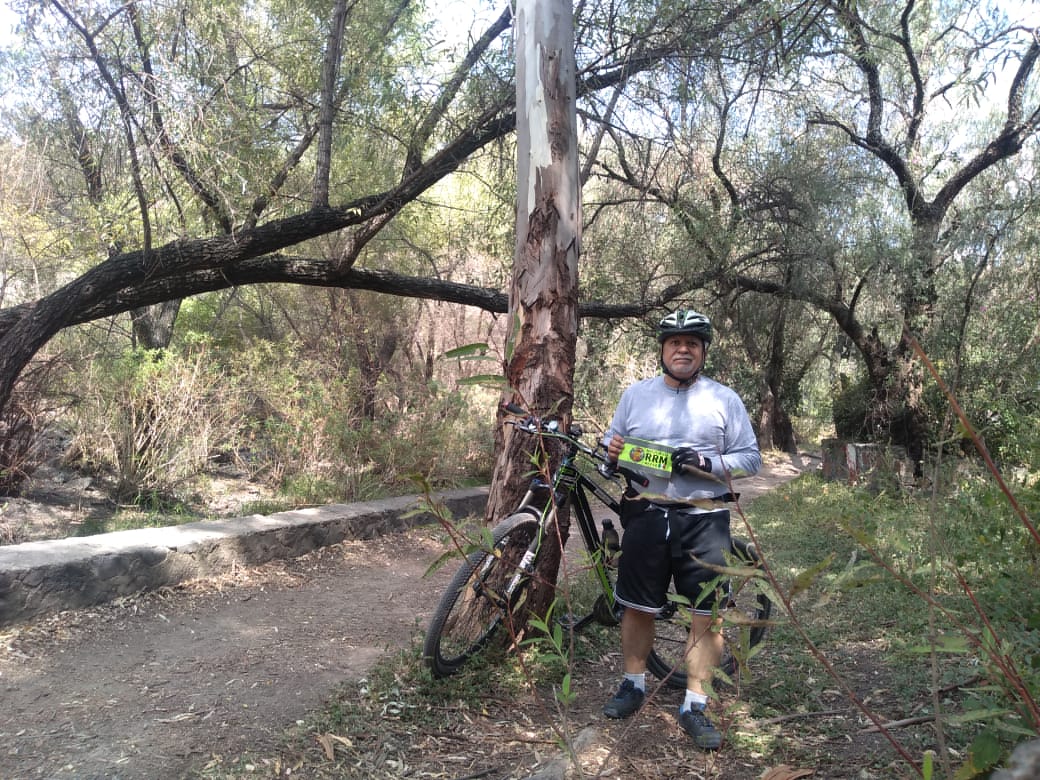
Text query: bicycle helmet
656 308 711 386
656 309 712 345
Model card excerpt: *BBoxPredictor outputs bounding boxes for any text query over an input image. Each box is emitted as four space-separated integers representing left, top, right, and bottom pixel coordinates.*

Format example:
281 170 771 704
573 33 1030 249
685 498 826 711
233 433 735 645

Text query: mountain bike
422 404 773 690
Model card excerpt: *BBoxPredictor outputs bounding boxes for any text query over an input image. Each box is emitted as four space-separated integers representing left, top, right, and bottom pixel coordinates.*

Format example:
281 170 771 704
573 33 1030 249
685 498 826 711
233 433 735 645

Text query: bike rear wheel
646 537 772 689
423 513 540 678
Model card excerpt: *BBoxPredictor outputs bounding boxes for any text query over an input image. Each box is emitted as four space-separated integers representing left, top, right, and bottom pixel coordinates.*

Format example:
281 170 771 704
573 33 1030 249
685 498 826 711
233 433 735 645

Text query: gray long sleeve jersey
604 374 762 502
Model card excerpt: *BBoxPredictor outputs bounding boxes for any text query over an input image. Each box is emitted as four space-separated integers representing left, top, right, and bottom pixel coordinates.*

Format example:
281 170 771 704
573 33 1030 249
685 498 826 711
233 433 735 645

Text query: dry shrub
68 348 243 503
0 355 71 495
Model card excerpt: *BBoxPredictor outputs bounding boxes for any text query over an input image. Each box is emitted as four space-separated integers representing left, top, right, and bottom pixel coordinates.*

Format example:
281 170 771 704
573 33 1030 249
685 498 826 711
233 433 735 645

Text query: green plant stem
948 565 1040 730
847 531 1040 739
927 494 953 778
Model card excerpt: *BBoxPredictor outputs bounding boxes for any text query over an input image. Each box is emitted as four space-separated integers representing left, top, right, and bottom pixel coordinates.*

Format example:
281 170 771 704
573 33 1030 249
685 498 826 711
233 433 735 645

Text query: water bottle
601 519 621 567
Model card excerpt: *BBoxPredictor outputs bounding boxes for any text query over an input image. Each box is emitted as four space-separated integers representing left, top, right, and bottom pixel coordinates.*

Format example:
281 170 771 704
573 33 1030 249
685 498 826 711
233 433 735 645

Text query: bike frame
499 417 631 628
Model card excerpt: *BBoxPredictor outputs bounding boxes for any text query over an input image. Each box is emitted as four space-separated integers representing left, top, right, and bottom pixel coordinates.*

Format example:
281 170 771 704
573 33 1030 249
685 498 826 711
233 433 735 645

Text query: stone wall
821 439 911 487
0 487 488 628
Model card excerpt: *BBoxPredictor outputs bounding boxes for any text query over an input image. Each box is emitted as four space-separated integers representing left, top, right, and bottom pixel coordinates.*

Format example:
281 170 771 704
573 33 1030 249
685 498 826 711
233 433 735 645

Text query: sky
0 2 13 47
2 1 1034 47
1 1 1036 68
0 1 504 47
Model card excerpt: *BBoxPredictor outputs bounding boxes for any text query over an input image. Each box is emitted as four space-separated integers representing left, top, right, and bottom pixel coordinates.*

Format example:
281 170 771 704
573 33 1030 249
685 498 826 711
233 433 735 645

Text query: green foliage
55 321 499 519
943 473 1039 573
965 395 1040 468
831 373 871 440
67 347 243 503
748 470 1040 772
954 731 1003 779
525 602 579 707
222 339 496 505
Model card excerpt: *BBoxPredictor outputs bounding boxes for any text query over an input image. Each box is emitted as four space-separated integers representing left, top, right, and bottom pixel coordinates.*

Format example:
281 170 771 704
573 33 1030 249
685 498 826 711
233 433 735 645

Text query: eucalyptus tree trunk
485 0 580 617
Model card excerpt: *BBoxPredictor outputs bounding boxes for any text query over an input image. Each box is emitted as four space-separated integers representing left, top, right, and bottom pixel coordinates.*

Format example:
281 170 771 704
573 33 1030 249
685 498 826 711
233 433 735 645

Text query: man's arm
716 394 762 479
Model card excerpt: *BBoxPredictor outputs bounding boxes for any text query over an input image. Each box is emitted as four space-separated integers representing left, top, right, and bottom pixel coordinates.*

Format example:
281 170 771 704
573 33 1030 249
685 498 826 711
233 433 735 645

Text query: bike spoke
423 515 539 677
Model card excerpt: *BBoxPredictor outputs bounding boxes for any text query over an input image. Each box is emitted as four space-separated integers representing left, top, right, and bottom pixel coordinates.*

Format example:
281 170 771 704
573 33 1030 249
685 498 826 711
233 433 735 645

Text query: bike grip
680 462 715 477
502 402 526 415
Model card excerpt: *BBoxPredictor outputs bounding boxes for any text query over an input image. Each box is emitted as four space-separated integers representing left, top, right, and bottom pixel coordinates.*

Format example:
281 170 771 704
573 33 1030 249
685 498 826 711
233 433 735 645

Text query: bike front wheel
423 512 541 678
646 537 773 689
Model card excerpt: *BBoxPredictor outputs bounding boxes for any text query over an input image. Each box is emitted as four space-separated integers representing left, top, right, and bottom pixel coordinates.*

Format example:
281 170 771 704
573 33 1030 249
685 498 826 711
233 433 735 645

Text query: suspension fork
503 503 556 603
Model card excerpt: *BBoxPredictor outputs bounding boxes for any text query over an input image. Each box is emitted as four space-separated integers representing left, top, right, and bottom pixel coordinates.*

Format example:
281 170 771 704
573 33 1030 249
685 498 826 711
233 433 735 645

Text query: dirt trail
0 453 814 780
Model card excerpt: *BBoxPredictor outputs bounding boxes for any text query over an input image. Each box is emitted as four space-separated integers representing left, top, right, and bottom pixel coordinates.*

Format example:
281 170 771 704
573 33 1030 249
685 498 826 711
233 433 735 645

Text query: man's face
661 334 705 380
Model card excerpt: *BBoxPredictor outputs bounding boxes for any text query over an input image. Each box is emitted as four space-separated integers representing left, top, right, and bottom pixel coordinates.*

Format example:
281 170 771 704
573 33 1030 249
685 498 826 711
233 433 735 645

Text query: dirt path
0 453 814 779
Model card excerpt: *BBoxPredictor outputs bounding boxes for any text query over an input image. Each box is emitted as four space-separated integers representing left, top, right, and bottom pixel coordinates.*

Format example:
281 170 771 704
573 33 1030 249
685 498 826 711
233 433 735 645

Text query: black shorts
614 500 732 615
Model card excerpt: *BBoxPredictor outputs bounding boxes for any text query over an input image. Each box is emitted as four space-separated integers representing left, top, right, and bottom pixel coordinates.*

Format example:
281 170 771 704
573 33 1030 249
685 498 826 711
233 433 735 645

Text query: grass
75 504 203 536
197 470 1040 779
739 472 1040 776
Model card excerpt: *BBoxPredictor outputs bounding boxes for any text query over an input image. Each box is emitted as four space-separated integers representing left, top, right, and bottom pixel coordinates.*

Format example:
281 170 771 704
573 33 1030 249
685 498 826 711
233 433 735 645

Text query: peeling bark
487 0 580 524
483 0 581 622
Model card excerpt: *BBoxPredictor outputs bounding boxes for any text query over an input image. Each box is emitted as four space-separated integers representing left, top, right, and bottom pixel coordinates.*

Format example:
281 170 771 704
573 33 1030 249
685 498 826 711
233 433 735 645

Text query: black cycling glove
672 446 712 475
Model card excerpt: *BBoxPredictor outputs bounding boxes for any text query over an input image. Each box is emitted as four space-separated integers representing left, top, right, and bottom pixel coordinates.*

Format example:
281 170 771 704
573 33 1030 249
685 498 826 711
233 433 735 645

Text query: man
602 308 762 750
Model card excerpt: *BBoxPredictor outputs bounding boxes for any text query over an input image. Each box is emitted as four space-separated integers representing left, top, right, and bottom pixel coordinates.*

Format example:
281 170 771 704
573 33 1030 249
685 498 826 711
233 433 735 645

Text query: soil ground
0 452 923 780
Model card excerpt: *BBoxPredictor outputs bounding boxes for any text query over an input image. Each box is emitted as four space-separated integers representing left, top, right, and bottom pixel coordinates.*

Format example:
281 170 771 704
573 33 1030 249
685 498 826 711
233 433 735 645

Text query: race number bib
617 438 675 480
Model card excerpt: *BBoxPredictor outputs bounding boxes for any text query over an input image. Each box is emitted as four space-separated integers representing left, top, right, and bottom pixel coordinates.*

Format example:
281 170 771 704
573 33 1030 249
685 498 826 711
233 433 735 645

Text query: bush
750 470 1040 775
57 330 498 516
223 341 495 506
0 355 70 494
68 347 243 503
831 373 871 440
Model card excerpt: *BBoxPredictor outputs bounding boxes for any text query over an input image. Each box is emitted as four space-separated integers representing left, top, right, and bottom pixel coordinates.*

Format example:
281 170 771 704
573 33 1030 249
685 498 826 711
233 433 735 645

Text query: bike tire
646 537 772 689
423 513 541 678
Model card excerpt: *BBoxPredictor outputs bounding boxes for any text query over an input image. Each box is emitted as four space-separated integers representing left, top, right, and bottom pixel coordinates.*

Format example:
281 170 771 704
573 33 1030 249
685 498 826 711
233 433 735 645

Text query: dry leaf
316 733 334 760
316 732 353 760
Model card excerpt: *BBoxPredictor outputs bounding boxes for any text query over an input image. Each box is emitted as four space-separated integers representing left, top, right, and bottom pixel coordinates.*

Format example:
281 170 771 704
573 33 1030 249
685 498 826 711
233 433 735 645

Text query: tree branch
313 0 350 208
127 0 234 233
405 5 514 174
933 34 1040 210
0 256 696 338
0 1 764 415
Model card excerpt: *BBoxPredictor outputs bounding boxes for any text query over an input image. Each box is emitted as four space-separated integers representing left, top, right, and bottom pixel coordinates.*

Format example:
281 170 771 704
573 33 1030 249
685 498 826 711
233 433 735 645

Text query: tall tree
587 1 1040 465
483 0 580 616
816 1 1039 468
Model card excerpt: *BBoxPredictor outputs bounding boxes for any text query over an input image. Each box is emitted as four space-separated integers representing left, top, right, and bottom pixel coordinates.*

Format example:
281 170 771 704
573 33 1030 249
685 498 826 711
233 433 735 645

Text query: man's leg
673 509 731 749
684 612 723 693
621 606 656 673
679 612 724 749
604 607 656 718
606 505 669 720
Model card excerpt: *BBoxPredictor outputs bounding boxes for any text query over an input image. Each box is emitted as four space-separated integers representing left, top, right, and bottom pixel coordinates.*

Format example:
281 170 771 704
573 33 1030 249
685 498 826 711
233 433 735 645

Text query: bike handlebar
500 403 649 488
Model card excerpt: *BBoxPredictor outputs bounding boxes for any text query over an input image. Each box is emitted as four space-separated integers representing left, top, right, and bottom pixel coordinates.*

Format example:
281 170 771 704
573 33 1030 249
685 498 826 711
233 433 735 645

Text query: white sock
624 672 646 692
682 690 708 713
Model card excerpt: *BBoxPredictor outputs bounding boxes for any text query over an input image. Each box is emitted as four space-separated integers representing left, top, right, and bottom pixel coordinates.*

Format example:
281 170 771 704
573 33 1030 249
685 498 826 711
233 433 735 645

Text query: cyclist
602 308 762 750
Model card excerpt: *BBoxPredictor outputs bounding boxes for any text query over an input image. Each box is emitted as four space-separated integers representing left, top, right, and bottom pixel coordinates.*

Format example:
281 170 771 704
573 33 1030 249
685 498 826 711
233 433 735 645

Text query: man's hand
607 434 625 464
672 446 712 474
